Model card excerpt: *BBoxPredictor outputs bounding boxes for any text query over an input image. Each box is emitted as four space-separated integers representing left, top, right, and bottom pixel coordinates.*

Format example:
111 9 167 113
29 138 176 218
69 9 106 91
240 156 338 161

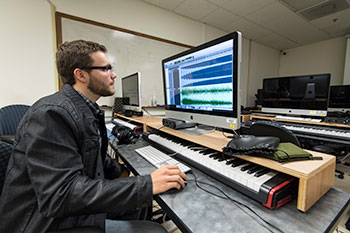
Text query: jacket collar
61 84 98 121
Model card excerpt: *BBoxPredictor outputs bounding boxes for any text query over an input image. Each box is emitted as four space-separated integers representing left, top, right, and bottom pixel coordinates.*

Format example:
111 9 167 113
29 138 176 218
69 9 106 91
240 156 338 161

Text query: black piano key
231 159 247 167
192 147 207 151
247 165 263 174
241 163 255 171
187 145 200 149
217 156 226 162
254 168 271 177
200 149 214 155
180 140 193 146
209 152 221 158
225 159 237 165
212 155 222 160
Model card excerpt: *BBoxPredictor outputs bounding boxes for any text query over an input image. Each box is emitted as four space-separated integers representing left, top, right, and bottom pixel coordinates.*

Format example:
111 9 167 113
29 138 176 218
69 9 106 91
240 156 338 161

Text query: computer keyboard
275 115 322 122
135 145 191 173
275 115 304 121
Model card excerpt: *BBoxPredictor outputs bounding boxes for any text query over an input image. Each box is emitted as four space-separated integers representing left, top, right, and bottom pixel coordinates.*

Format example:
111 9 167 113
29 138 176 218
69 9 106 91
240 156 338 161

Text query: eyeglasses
82 65 114 72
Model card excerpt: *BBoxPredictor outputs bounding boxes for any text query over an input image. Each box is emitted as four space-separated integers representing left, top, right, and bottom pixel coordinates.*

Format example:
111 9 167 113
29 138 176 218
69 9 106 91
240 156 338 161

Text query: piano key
247 165 263 174
241 163 256 171
254 168 271 177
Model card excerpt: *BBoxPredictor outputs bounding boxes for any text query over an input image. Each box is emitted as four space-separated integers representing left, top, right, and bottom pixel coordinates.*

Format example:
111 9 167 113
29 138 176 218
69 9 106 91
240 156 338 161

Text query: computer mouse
166 182 187 194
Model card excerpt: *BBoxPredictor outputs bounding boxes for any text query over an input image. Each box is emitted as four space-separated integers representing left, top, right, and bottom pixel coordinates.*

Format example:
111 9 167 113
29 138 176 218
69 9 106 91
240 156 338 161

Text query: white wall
279 37 347 85
2 0 345 110
246 41 280 107
0 0 56 107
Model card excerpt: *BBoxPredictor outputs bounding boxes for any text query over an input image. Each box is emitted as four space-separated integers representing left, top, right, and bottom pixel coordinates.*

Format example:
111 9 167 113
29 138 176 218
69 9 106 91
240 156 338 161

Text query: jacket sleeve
103 154 128 179
25 104 153 218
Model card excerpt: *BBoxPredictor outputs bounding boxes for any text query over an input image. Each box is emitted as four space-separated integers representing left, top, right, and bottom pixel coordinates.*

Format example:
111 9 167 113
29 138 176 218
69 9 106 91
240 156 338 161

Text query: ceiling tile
242 27 272 40
245 2 293 25
279 0 326 11
323 22 350 37
201 8 240 28
258 33 300 50
207 0 232 6
223 18 259 33
142 0 185 11
140 0 350 49
174 0 218 20
261 12 329 44
222 0 275 17
311 8 350 29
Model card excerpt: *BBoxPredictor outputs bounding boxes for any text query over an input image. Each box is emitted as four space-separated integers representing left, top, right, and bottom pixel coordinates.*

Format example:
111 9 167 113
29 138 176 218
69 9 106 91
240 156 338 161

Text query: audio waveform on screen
181 98 231 105
182 77 232 88
181 87 231 95
179 83 232 107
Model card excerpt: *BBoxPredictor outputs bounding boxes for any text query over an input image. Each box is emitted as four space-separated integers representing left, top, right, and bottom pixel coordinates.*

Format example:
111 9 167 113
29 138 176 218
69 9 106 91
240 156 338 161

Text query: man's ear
73 68 88 83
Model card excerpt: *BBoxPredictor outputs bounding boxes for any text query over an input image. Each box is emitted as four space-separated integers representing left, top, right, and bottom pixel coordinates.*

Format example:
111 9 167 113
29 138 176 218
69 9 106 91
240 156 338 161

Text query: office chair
0 104 30 144
247 121 301 146
0 141 12 196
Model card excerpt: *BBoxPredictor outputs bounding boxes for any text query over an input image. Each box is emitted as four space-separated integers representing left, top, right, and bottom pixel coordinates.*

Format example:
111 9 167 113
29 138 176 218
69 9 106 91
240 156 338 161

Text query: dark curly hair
56 40 107 85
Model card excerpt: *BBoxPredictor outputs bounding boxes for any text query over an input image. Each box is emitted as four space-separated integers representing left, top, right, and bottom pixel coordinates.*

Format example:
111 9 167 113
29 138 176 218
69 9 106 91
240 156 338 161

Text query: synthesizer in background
248 119 350 156
325 117 350 125
145 132 298 210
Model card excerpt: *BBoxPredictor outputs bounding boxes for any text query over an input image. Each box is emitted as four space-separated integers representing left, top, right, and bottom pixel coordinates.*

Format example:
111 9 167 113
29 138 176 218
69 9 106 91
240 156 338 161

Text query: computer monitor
121 72 142 112
261 73 330 117
162 31 242 132
328 85 350 112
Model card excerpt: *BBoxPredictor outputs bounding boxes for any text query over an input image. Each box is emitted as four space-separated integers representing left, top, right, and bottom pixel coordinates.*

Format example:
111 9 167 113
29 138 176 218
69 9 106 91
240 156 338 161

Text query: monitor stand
178 124 215 136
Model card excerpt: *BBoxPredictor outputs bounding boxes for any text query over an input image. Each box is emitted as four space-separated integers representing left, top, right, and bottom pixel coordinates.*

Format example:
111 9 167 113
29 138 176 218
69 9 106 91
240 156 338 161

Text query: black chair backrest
0 104 30 136
0 141 12 195
247 121 301 146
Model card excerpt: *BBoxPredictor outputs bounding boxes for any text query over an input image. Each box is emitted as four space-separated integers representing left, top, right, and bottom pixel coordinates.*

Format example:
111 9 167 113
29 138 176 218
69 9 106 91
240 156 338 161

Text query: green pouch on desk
261 142 322 163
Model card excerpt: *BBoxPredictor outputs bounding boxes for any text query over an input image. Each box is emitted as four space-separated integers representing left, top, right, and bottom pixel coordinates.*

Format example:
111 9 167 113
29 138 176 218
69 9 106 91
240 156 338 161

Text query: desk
114 115 336 212
111 139 350 233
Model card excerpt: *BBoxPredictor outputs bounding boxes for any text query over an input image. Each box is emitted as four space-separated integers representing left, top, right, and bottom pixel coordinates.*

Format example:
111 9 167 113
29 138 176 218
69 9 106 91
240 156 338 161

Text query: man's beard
87 75 114 97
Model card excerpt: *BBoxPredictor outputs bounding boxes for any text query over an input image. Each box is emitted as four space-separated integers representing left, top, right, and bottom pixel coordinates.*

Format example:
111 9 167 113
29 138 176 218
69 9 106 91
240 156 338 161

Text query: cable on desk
157 125 166 131
188 171 284 233
221 128 239 139
142 108 153 117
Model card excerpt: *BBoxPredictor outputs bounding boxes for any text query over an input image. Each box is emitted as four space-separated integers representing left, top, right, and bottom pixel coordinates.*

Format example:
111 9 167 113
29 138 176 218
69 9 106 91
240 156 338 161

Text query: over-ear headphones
112 125 135 144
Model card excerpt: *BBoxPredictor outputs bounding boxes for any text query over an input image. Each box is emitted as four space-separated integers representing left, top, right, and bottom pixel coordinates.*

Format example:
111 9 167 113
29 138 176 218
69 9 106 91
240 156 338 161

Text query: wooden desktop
114 114 336 212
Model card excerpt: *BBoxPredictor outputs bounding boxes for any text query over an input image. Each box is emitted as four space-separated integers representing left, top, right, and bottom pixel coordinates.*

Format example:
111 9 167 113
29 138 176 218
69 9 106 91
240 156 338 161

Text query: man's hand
150 165 188 194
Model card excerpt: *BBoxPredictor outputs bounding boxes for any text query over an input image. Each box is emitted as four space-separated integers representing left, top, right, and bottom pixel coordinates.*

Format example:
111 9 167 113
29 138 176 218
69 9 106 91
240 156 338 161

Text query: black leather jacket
0 85 153 232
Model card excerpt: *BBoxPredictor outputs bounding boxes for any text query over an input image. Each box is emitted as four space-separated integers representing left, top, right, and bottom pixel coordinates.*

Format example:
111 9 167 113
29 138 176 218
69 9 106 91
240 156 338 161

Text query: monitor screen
121 72 142 112
162 32 241 131
328 85 350 112
261 73 330 117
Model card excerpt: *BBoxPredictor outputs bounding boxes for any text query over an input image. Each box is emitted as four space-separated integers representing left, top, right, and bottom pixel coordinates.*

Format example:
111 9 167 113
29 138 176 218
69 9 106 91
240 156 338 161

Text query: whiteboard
61 17 188 107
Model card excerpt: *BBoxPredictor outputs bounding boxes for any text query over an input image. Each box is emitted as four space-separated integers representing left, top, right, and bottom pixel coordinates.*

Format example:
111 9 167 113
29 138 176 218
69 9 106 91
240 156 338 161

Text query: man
0 40 188 232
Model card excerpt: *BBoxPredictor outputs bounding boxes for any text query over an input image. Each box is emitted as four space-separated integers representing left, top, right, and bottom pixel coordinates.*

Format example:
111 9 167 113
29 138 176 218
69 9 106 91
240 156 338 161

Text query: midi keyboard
145 133 298 209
